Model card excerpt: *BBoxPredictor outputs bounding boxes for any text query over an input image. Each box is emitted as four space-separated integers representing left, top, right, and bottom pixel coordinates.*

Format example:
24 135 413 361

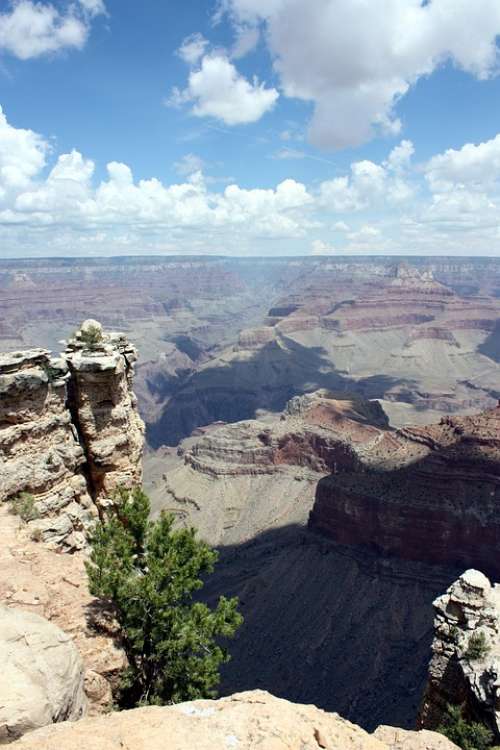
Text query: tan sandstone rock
0 349 94 550
65 321 145 503
11 691 457 750
0 605 87 744
0 499 125 717
374 726 458 750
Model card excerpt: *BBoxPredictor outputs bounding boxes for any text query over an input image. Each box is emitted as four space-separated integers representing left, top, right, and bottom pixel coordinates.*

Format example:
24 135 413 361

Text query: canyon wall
309 407 500 577
0 321 144 548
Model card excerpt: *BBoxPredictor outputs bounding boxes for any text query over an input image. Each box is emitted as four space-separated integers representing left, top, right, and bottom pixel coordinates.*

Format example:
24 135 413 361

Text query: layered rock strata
419 569 500 738
148 390 388 546
0 349 94 549
309 406 500 577
65 321 144 503
0 321 144 546
10 690 458 750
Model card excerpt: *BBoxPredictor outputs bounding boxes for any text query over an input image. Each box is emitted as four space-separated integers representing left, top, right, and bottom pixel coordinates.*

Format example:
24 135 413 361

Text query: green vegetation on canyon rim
437 704 494 750
86 487 243 708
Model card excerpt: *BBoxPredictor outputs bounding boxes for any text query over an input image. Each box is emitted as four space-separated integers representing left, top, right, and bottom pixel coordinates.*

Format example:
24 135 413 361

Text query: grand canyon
1 256 499 747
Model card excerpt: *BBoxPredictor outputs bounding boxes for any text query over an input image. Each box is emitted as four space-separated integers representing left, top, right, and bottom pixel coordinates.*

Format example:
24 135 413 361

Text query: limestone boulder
0 605 87 744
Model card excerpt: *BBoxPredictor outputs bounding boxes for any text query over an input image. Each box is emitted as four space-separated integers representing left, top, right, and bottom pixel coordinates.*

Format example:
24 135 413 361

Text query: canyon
1 257 499 744
1 256 499 451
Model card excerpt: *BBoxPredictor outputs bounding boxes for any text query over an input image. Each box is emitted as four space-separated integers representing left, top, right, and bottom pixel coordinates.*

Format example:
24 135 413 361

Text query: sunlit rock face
0 321 145 547
8 690 459 750
0 605 87 744
65 321 145 504
0 348 94 550
419 569 500 741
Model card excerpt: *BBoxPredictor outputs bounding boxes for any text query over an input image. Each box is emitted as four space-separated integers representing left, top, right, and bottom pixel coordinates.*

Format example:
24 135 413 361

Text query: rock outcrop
0 499 125 719
309 406 500 577
148 390 387 546
0 321 144 547
10 690 457 750
0 349 94 550
0 605 87 744
419 569 500 738
65 320 144 504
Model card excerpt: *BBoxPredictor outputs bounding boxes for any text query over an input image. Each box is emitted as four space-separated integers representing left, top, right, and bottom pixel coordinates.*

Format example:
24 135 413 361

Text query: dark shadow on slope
478 319 500 363
310 434 500 581
147 338 416 447
199 524 459 732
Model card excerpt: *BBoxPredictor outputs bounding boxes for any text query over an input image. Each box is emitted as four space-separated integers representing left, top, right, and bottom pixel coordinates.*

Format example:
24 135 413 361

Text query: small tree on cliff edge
86 486 243 707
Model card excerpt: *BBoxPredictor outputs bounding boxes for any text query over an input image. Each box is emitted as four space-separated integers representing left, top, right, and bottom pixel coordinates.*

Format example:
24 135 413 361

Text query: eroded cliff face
0 321 144 547
0 349 94 550
65 323 144 504
309 407 500 577
419 569 500 739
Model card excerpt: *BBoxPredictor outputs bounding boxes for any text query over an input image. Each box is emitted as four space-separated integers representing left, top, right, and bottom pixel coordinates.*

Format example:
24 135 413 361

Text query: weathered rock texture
309 406 500 577
0 503 125 718
0 605 87 744
148 390 388 546
65 321 144 503
0 349 94 550
10 690 457 750
419 569 500 739
0 321 144 546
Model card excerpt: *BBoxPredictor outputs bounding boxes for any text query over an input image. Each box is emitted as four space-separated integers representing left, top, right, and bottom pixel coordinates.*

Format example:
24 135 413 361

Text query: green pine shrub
85 486 243 708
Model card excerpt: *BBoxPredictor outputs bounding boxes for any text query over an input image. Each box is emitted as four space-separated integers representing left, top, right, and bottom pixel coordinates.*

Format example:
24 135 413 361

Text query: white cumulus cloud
0 0 105 60
424 134 500 192
169 53 278 126
219 0 500 149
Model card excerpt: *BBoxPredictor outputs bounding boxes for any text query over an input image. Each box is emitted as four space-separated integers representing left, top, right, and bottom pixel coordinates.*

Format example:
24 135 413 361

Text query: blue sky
1 0 500 257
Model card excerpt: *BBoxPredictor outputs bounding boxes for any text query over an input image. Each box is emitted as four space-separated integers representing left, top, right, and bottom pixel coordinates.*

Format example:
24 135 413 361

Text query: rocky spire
64 320 144 506
419 569 500 739
0 321 145 549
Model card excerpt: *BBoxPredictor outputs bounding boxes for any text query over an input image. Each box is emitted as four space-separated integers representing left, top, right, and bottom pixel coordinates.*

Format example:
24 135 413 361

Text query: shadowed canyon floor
144 392 500 730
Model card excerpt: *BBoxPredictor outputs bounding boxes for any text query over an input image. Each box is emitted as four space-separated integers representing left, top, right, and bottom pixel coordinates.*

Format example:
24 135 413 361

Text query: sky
1 0 500 258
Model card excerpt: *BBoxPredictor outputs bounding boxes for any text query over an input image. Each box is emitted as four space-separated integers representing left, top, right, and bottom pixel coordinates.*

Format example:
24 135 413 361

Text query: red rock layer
309 407 500 576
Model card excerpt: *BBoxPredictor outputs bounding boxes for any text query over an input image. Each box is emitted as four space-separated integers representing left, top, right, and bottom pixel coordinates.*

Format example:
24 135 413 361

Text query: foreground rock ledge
0 605 87 744
12 690 458 750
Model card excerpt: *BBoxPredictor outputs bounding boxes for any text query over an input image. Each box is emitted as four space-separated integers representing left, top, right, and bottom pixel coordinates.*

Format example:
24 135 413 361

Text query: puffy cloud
319 144 416 212
78 0 106 17
319 159 387 212
386 140 414 172
424 134 500 192
0 0 105 60
1 107 500 257
176 33 209 65
0 105 48 198
220 0 500 149
170 54 278 125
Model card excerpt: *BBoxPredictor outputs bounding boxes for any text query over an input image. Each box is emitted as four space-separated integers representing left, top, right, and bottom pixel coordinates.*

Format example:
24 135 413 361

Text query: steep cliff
65 321 144 504
309 407 500 577
0 321 144 547
419 569 500 738
0 349 94 550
